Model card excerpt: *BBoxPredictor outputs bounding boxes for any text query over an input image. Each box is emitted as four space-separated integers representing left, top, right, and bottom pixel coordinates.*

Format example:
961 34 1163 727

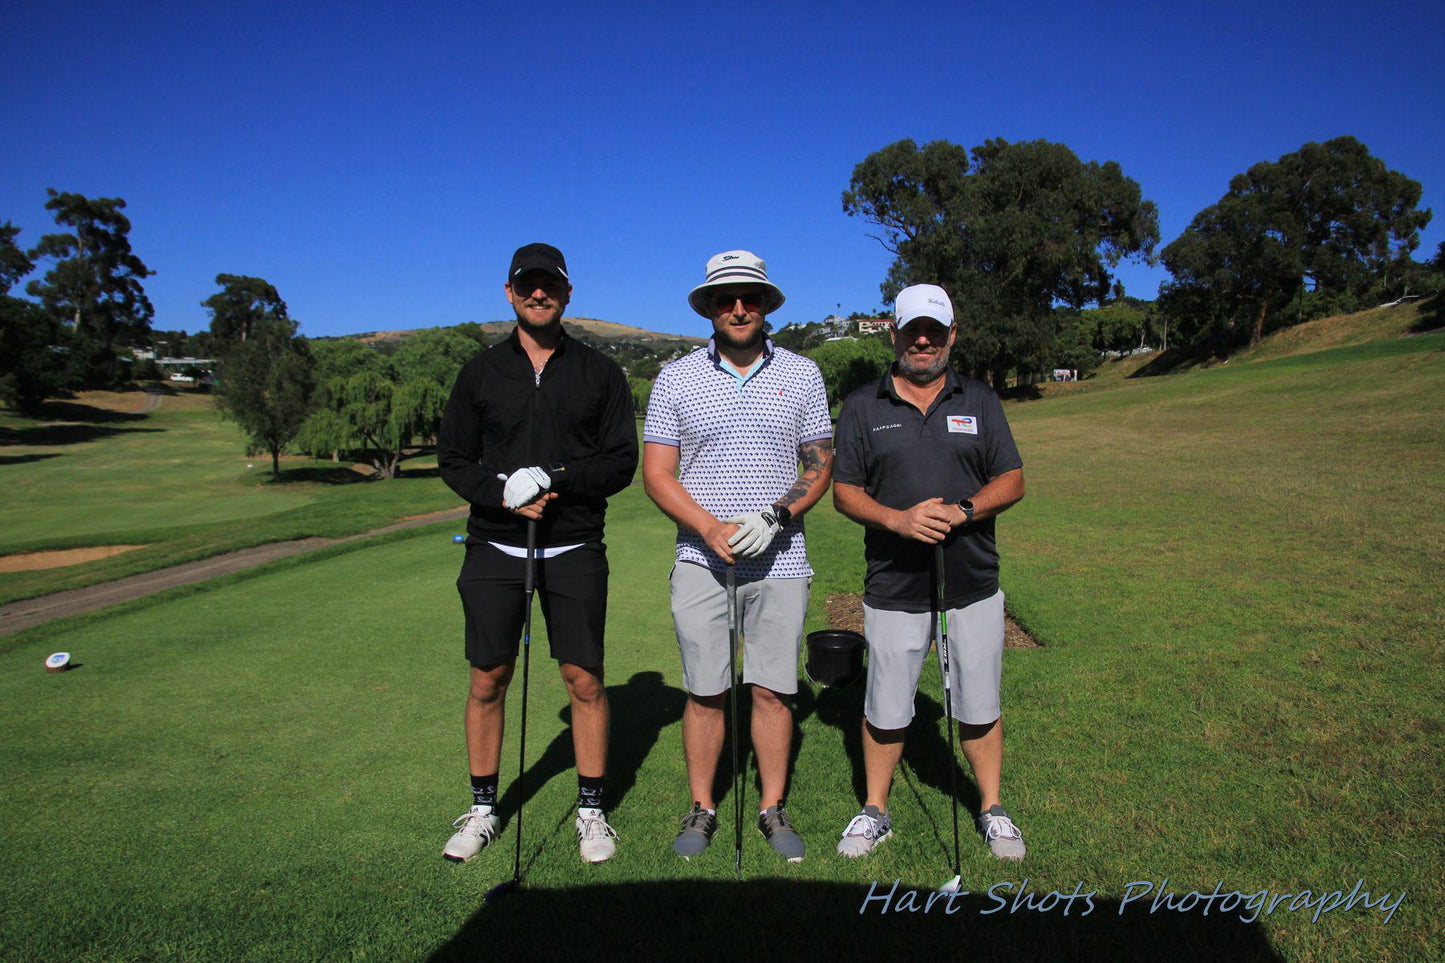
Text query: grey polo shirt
833 365 1023 613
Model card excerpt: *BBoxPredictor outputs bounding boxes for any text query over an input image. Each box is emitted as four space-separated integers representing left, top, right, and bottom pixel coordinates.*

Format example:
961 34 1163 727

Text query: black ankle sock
576 774 605 812
470 773 498 808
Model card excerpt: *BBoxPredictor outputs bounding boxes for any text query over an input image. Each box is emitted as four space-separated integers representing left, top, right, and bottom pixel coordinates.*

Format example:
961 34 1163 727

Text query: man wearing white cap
643 250 833 862
830 283 1028 860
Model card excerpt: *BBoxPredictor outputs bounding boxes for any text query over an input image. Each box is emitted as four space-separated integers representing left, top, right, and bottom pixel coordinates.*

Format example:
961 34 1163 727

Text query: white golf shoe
977 804 1026 861
576 808 619 863
443 806 499 862
837 805 892 858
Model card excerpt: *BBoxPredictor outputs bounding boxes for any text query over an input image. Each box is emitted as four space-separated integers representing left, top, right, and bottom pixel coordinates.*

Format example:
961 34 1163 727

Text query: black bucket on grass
805 630 866 687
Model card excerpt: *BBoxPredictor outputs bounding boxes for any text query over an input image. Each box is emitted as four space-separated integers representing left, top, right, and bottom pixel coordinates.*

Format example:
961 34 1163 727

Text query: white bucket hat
894 284 954 328
688 250 786 318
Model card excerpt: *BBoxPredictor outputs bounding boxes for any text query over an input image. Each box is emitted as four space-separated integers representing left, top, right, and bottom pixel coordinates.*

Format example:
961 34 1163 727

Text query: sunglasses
710 291 766 312
511 274 567 296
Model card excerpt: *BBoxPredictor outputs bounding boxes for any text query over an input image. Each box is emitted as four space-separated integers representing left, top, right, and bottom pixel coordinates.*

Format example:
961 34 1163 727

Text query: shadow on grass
1409 294 1442 333
998 383 1046 403
493 671 685 831
268 466 373 485
0 421 163 446
430 879 1282 962
0 452 62 466
805 678 984 854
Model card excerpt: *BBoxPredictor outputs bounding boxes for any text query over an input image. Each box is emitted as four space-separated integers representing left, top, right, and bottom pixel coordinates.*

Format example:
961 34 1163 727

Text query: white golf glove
725 509 784 558
497 466 551 510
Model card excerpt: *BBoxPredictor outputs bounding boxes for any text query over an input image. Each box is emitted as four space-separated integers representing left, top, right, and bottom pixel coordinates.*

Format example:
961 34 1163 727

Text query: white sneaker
576 808 618 863
837 805 892 858
443 806 499 862
977 804 1026 861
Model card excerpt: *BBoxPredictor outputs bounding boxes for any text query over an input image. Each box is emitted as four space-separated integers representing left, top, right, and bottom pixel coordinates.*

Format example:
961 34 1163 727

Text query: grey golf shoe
977 804 1026 861
758 805 805 862
443 806 500 862
673 803 718 860
836 805 892 858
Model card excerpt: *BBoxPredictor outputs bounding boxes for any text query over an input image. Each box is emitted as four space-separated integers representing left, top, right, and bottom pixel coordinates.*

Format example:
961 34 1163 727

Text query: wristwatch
958 498 975 523
770 505 793 527
547 463 568 490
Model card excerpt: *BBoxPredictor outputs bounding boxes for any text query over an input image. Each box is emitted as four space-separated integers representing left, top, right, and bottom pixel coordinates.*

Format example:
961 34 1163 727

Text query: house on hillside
856 318 891 335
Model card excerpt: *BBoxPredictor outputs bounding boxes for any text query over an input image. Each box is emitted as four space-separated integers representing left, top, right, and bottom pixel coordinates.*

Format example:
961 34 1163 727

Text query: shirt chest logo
946 415 978 435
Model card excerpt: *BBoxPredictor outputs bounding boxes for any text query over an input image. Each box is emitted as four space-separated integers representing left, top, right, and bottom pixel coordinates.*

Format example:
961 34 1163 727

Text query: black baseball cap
508 243 569 284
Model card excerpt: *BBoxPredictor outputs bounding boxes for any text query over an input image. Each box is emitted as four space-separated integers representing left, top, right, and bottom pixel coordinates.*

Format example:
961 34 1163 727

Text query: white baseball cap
894 284 954 328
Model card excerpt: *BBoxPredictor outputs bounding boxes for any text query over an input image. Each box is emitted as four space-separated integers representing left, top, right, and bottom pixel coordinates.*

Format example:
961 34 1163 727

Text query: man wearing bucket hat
643 250 833 863
830 283 1027 861
437 242 638 865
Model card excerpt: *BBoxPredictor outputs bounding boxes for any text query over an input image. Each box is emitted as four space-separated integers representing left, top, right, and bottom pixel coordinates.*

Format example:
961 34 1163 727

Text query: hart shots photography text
858 877 1406 925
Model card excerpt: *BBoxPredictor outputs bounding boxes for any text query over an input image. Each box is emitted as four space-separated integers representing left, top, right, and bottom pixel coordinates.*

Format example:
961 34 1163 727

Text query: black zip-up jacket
437 327 638 547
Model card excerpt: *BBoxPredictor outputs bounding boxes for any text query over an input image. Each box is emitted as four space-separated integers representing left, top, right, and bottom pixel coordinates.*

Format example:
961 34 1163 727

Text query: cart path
0 506 470 639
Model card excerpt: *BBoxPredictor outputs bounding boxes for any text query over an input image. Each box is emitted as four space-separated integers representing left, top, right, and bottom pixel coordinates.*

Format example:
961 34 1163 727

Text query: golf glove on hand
498 466 551 509
726 509 784 558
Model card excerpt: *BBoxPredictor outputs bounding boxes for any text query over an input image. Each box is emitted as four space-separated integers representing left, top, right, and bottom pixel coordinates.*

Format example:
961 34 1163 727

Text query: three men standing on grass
642 251 833 862
831 284 1027 861
437 243 638 864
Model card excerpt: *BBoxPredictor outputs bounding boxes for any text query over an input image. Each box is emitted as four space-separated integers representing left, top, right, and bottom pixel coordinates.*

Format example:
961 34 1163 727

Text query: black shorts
457 540 609 668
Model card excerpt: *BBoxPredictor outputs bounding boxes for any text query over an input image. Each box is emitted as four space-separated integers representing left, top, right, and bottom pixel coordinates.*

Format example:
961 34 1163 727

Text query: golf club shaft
511 519 537 886
935 543 961 877
726 564 741 881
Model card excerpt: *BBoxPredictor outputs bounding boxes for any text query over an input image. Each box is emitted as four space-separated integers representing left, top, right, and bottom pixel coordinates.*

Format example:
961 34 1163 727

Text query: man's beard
514 303 564 331
716 323 765 352
896 349 950 385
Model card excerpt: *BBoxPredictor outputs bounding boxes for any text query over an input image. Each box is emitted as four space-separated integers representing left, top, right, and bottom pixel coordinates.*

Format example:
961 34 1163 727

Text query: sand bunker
0 545 150 573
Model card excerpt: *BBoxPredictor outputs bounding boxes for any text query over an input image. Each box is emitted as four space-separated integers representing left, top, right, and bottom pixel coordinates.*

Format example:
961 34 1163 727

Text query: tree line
202 275 483 478
4 136 1439 416
842 134 1438 389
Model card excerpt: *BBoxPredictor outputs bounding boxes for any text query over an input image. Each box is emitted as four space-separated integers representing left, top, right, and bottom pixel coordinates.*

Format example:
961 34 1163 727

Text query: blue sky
4 0 1442 340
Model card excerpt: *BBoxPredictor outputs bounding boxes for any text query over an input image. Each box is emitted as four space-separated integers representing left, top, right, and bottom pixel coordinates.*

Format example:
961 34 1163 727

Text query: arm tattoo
778 439 833 510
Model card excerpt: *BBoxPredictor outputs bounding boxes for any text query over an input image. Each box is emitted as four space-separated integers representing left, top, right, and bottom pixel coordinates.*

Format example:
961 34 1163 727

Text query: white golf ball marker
45 651 71 673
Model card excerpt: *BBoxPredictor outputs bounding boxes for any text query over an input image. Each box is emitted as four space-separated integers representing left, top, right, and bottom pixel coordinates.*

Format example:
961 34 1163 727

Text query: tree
844 138 1158 389
1161 137 1431 347
201 274 288 346
807 336 893 406
214 333 315 477
26 190 153 387
0 221 66 412
388 328 479 444
297 330 474 479
207 275 314 477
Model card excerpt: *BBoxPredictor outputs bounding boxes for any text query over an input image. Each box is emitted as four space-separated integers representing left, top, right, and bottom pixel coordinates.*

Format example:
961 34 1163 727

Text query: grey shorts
863 590 1005 729
669 561 810 697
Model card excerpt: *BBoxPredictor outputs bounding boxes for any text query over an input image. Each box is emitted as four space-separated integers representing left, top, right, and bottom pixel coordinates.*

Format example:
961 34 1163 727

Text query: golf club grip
524 520 537 596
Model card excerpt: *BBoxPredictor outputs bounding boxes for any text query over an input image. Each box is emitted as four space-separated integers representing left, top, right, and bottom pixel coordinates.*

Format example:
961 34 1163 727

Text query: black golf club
935 543 963 893
486 519 537 904
726 563 742 881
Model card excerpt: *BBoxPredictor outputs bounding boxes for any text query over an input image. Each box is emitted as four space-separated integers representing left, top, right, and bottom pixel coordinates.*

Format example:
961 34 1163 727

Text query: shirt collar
880 362 962 402
507 324 569 357
706 334 774 368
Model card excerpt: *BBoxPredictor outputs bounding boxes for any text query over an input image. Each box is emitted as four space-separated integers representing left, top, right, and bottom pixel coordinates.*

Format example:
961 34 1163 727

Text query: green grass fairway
0 391 462 605
2 331 1441 960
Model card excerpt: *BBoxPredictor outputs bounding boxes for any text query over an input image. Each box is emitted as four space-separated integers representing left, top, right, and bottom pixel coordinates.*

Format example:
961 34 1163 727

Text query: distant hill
1033 295 1440 397
351 318 705 380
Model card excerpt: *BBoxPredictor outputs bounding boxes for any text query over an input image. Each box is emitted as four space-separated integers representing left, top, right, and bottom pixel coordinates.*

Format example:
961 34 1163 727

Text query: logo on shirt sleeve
946 415 978 435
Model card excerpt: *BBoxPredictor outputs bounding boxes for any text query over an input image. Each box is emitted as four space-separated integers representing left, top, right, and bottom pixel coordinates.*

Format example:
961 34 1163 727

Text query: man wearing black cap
437 243 638 864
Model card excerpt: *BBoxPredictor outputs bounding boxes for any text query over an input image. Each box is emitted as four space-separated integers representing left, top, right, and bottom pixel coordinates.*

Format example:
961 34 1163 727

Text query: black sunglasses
710 290 765 312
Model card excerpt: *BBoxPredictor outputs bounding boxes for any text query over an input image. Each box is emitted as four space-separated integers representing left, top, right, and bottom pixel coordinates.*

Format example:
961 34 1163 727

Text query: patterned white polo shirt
644 337 832 579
